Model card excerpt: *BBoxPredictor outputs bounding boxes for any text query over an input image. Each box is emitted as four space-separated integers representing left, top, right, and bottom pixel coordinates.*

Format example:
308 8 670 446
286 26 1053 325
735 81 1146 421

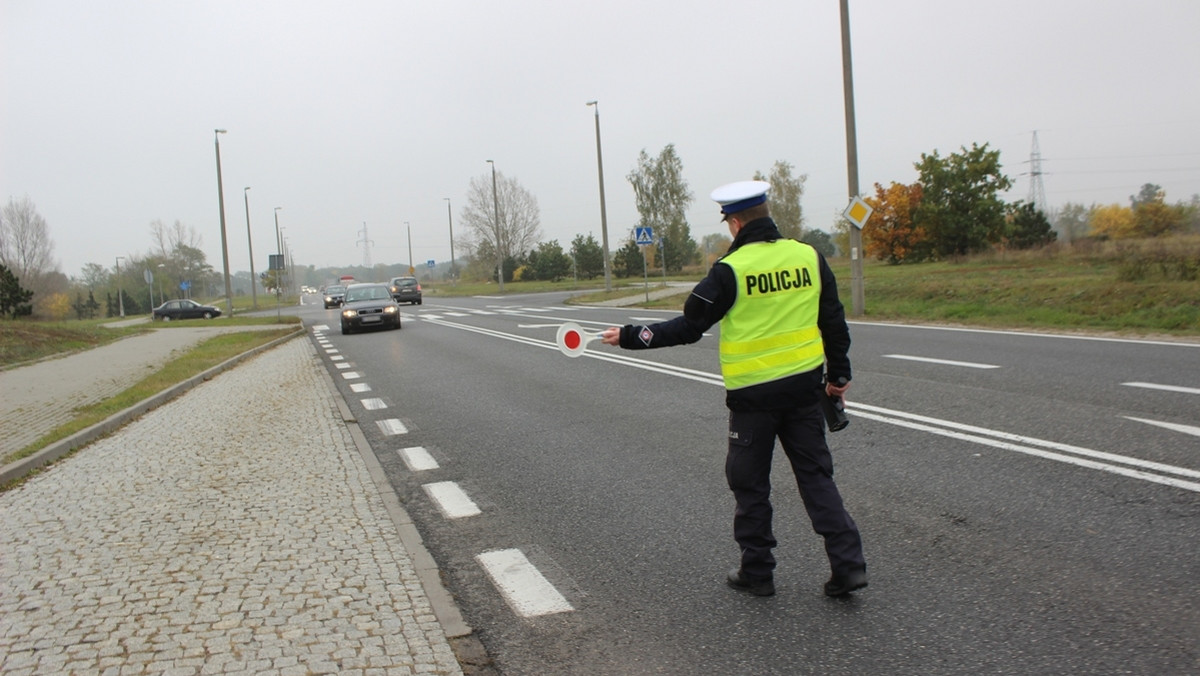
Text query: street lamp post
443 198 456 282
243 187 258 310
406 221 413 275
157 263 166 303
586 100 613 292
115 256 125 318
213 129 234 318
273 207 283 294
486 160 503 292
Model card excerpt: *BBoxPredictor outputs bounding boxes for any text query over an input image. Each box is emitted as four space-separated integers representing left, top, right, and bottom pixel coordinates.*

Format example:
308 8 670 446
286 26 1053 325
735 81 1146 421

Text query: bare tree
1 195 58 283
754 160 807 240
459 170 542 262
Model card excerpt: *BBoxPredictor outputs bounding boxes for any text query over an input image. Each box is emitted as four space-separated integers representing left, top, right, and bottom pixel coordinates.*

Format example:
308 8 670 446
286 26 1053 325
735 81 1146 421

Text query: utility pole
839 0 865 316
213 129 234 318
487 160 504 292
243 187 258 309
586 100 613 292
444 198 456 282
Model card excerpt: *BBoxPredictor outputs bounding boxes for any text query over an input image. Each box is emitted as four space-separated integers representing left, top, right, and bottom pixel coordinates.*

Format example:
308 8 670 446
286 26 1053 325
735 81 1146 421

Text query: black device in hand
820 377 849 432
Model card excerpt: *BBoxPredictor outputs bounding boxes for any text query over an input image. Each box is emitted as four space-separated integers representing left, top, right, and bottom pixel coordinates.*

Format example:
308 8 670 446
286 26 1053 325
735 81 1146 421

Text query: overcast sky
4 0 1199 280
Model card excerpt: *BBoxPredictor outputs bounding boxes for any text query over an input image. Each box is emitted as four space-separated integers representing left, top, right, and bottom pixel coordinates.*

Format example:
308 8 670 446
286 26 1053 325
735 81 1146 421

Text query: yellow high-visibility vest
719 240 825 390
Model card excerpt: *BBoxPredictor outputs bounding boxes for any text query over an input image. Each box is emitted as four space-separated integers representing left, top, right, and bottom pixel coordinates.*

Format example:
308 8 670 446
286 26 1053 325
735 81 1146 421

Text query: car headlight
325 296 333 302
342 309 358 318
384 305 398 314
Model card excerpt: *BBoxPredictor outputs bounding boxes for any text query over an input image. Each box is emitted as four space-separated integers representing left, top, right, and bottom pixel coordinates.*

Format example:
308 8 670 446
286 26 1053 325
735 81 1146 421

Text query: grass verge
1 327 297 474
0 320 150 368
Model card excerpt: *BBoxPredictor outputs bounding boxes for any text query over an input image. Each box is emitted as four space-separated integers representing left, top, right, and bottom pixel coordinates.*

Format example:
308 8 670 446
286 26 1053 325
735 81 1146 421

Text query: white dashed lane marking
883 354 1000 369
1122 382 1200 395
376 419 408 435
476 549 574 617
361 398 387 410
399 446 439 471
422 481 481 519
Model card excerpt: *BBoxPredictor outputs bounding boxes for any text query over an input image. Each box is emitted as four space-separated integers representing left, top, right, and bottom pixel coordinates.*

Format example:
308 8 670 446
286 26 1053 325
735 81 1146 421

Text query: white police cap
710 180 771 215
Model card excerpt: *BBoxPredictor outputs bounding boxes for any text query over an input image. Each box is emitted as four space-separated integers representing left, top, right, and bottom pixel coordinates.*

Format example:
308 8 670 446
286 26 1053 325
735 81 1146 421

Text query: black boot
727 569 775 596
823 568 868 597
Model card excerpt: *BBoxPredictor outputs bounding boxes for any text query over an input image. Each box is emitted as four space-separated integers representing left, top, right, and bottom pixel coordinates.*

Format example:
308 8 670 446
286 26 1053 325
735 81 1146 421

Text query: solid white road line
399 446 439 471
883 354 1001 369
1124 417 1200 438
476 549 574 617
423 481 482 519
422 317 1200 492
1122 382 1200 395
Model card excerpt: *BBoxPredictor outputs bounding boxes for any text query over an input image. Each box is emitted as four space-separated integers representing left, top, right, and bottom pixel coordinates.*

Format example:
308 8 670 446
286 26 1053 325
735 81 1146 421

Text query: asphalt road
299 291 1199 675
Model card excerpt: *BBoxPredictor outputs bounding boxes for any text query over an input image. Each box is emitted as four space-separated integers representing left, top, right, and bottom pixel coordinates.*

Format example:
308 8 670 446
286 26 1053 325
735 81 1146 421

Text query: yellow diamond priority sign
842 196 873 230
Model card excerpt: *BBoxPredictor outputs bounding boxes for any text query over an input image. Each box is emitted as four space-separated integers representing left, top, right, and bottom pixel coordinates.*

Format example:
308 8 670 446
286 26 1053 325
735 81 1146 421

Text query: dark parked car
323 285 347 309
388 276 422 305
340 283 401 334
153 299 221 321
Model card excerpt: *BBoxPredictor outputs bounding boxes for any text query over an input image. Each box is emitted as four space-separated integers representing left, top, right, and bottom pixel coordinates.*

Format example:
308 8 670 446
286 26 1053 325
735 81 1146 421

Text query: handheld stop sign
556 322 604 358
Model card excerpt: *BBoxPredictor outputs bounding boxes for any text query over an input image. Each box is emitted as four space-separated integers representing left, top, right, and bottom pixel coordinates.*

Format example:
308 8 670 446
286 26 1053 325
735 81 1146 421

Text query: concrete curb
0 328 305 485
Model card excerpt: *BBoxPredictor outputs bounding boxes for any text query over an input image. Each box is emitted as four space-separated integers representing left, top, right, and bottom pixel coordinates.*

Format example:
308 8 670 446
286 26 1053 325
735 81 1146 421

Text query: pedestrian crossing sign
635 227 654 245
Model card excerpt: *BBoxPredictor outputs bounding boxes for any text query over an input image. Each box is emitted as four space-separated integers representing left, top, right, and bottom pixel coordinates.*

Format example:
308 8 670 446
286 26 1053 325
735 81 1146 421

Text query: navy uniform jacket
615 217 851 412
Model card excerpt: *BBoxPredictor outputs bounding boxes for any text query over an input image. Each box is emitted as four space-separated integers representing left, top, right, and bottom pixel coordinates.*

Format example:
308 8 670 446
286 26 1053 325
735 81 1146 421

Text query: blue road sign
427 259 436 268
635 226 654 245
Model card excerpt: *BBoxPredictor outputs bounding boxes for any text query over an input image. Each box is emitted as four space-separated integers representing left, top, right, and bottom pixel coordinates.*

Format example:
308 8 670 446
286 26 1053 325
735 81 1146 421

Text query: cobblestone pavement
0 338 463 675
0 326 277 460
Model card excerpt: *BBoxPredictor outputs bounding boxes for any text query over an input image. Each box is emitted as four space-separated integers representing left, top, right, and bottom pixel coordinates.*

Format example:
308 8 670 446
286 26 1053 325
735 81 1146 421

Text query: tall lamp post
586 100 613 292
115 256 125 318
486 159 503 292
279 227 288 295
273 207 283 294
443 197 456 282
405 221 413 275
243 187 258 309
213 129 234 318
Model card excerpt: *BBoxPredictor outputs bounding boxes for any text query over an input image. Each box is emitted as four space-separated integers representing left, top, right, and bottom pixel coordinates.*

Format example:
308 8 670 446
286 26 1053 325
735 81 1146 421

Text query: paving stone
0 339 462 675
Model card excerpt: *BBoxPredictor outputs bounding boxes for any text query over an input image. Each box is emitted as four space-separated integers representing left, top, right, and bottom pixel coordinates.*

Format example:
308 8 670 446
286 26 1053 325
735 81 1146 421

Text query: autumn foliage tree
863 181 924 264
1089 204 1136 239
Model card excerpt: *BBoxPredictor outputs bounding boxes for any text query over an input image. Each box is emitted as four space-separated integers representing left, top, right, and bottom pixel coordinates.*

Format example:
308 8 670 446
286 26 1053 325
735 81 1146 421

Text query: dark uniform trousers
726 403 865 580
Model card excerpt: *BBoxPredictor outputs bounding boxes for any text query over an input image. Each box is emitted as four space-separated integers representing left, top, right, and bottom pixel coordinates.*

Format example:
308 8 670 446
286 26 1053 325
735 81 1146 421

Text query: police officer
601 180 867 597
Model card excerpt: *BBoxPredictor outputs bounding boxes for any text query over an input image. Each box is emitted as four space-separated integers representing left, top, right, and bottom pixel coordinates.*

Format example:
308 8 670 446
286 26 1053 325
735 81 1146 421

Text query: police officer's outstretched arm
601 266 731 349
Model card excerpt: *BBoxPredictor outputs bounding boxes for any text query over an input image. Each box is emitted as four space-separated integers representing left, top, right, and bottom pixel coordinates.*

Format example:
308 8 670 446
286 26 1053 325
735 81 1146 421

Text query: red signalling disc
556 322 594 358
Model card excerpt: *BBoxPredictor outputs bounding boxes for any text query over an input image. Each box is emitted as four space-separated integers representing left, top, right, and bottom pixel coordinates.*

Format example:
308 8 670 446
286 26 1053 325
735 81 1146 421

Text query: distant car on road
388 276 422 305
340 283 401 334
323 285 347 308
153 299 221 321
